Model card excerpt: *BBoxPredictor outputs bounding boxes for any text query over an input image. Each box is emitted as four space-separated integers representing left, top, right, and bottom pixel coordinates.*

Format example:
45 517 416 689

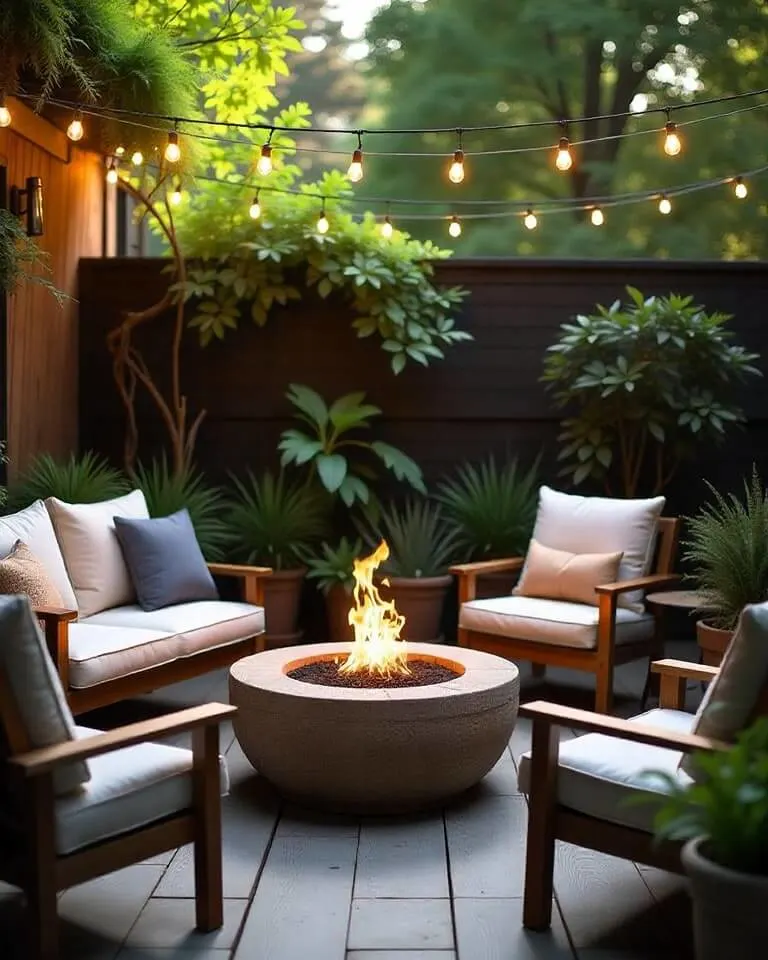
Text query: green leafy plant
278 384 425 506
356 498 461 578
301 536 364 595
0 209 65 300
543 287 761 496
645 717 768 875
225 471 328 569
7 451 128 510
682 467 768 630
131 457 229 560
436 455 540 561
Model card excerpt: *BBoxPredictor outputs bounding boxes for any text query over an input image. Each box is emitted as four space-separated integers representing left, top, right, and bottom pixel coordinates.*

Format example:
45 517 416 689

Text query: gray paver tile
355 816 448 898
59 864 165 943
454 898 574 960
347 899 453 951
125 898 246 951
347 953 456 960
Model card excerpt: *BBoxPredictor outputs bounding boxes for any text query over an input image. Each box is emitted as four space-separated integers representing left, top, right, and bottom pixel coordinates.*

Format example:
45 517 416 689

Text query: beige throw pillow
513 539 623 607
0 540 64 608
46 489 150 618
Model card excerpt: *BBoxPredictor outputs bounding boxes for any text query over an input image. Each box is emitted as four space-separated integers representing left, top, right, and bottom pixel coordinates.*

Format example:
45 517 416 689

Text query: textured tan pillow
0 540 64 608
514 538 623 607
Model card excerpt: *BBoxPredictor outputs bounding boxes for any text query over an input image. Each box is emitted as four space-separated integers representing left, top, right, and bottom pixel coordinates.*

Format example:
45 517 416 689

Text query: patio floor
0 644 700 960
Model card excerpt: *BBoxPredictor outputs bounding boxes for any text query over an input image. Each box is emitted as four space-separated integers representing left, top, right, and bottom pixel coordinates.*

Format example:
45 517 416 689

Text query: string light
663 112 682 156
590 207 604 226
658 194 672 215
164 127 181 163
380 213 393 238
249 191 261 219
0 93 10 128
448 130 465 184
66 111 84 142
114 145 125 157
257 130 274 176
524 209 538 230
105 159 119 184
131 150 144 166
448 215 462 238
555 122 573 172
347 131 364 183
316 201 329 234
170 179 182 206
733 176 748 199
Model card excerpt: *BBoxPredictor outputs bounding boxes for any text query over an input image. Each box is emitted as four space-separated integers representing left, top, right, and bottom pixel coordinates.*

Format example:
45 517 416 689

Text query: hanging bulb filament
590 207 604 226
170 179 182 206
164 128 181 163
347 132 364 183
380 214 393 239
257 130 274 176
658 194 672 215
131 150 144 167
316 202 329 234
105 159 119 185
523 209 538 230
448 130 465 183
0 93 11 128
663 116 682 157
733 176 748 199
249 192 262 219
555 122 573 172
67 112 84 142
448 215 462 238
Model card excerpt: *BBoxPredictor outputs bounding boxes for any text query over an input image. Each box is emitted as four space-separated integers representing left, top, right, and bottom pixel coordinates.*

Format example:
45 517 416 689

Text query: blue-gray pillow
113 509 218 611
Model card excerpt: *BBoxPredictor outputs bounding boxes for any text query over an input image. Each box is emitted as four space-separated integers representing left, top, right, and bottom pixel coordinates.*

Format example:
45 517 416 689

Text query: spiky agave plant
356 498 461 578
7 451 129 511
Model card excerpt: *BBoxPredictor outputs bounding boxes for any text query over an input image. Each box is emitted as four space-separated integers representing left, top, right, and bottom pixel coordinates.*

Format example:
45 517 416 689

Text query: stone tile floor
0 643 701 960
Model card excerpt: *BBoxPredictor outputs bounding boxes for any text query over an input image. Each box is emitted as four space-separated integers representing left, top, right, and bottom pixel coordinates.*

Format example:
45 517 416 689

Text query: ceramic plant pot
695 619 733 667
261 568 306 648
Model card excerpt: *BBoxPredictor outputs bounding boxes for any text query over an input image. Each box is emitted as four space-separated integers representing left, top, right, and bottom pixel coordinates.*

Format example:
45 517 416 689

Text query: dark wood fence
78 257 768 513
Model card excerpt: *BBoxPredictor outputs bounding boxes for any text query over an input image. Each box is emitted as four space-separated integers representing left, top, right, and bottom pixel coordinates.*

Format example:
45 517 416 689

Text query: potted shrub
648 717 768 959
7 451 129 510
225 471 328 647
683 468 768 665
302 537 364 642
357 498 461 642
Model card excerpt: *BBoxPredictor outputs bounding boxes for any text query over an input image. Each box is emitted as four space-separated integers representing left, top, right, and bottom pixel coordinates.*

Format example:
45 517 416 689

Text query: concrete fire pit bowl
229 642 520 813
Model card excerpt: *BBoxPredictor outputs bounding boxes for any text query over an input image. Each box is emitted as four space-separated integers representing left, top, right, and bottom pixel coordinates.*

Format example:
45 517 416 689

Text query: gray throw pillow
114 509 218 611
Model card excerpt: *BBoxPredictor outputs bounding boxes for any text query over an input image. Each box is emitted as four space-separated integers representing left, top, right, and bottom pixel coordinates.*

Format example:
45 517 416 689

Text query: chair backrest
653 517 680 575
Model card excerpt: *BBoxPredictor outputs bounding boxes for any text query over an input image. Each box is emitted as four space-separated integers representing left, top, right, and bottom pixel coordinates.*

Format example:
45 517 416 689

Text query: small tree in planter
543 287 761 496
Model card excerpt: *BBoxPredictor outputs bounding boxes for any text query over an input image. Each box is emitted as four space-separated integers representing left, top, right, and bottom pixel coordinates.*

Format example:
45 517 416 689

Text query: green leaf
328 393 381 433
316 453 348 492
317 277 333 299
285 384 329 430
371 442 426 492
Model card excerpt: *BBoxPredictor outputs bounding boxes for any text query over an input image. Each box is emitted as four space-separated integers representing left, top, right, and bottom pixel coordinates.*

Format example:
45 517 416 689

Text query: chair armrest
34 606 77 691
651 658 719 683
594 573 680 596
34 606 78 624
207 563 272 578
519 700 725 755
10 702 237 776
450 557 525 576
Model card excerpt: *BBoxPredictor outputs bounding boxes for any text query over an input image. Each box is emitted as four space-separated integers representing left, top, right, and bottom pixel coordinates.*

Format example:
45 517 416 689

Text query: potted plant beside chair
683 468 768 665
225 471 328 647
302 537 364 642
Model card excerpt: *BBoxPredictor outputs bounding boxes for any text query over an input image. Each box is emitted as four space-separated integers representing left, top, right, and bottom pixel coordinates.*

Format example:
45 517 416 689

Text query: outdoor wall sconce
9 176 45 236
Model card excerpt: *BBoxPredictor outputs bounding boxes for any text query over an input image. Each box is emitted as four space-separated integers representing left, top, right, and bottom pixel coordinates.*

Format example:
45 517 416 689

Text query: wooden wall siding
1 98 105 474
77 257 768 513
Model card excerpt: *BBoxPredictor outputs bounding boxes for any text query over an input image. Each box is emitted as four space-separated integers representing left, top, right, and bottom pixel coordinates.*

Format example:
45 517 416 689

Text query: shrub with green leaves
278 384 425 507
356 498 461 578
683 467 768 630
543 287 761 496
7 452 128 511
301 537 364 595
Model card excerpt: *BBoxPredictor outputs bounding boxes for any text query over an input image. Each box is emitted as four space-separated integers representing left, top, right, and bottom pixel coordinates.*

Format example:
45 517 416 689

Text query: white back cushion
0 500 78 610
0 595 90 794
46 490 149 619
526 486 666 612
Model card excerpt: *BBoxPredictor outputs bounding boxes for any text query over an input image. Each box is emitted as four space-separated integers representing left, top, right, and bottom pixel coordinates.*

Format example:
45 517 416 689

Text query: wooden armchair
0 595 235 960
452 502 680 713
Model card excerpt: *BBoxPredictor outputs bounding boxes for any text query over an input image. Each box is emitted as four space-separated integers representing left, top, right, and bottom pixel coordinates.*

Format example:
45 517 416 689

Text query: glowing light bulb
658 195 672 215
448 216 462 238
524 210 538 230
164 130 181 163
170 181 182 206
316 211 329 234
555 137 573 172
249 196 261 220
67 113 84 142
257 144 273 176
105 160 118 185
734 177 748 199
663 121 681 157
448 149 465 184
131 150 144 166
347 148 363 183
115 146 125 157
380 215 393 239
0 94 11 128
590 207 604 226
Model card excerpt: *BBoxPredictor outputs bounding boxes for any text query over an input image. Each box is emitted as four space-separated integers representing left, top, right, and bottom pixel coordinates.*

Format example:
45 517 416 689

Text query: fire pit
229 542 519 813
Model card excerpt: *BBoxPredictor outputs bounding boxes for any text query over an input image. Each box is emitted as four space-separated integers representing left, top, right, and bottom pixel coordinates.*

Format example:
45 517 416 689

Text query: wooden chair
518 652 768 932
452 511 680 714
0 594 235 960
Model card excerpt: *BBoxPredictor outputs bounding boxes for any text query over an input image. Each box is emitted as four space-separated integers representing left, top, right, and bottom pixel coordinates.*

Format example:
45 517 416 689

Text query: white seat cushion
72 601 266 688
459 595 654 650
517 708 693 832
54 725 229 855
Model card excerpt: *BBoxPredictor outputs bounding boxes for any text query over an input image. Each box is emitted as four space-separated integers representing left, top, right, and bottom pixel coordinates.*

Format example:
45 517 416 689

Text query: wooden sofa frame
34 563 271 714
451 517 681 714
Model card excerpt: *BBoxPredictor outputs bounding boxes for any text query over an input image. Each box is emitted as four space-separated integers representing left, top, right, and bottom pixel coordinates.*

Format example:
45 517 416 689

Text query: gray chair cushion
114 509 218 611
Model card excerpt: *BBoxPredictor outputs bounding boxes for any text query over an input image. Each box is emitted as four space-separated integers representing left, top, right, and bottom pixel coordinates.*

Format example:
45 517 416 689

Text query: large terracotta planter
696 619 733 667
381 575 453 643
682 837 768 960
325 584 354 642
262 568 306 648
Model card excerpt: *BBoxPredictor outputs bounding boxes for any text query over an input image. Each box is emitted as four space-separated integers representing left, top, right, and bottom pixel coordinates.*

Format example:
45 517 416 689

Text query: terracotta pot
682 836 768 960
325 584 354 642
696 619 733 667
382 575 453 643
261 568 305 648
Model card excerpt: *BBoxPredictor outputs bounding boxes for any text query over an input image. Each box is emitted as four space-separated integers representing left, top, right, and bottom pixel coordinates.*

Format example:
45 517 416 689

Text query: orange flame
338 540 410 676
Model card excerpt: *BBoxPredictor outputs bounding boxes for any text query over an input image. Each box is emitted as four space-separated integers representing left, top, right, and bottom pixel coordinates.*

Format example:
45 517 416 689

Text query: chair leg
24 775 59 960
192 724 224 932
595 662 614 714
26 873 59 960
523 719 559 930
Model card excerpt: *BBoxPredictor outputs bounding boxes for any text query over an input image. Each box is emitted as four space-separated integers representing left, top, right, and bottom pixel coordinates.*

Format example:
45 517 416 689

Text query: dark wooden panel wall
1 98 106 474
78 257 768 513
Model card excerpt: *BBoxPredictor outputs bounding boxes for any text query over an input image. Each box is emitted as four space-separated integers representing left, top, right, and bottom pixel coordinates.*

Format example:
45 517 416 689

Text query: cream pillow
46 490 149 618
0 540 64 608
513 539 623 607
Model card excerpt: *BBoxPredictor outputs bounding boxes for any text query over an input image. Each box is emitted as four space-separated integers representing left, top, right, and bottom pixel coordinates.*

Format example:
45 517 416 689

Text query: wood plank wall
78 257 768 514
0 98 105 475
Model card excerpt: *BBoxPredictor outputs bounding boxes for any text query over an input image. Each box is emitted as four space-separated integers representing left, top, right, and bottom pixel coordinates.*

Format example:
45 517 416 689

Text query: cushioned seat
53 726 229 855
517 708 692 832
68 601 265 688
459 595 655 650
